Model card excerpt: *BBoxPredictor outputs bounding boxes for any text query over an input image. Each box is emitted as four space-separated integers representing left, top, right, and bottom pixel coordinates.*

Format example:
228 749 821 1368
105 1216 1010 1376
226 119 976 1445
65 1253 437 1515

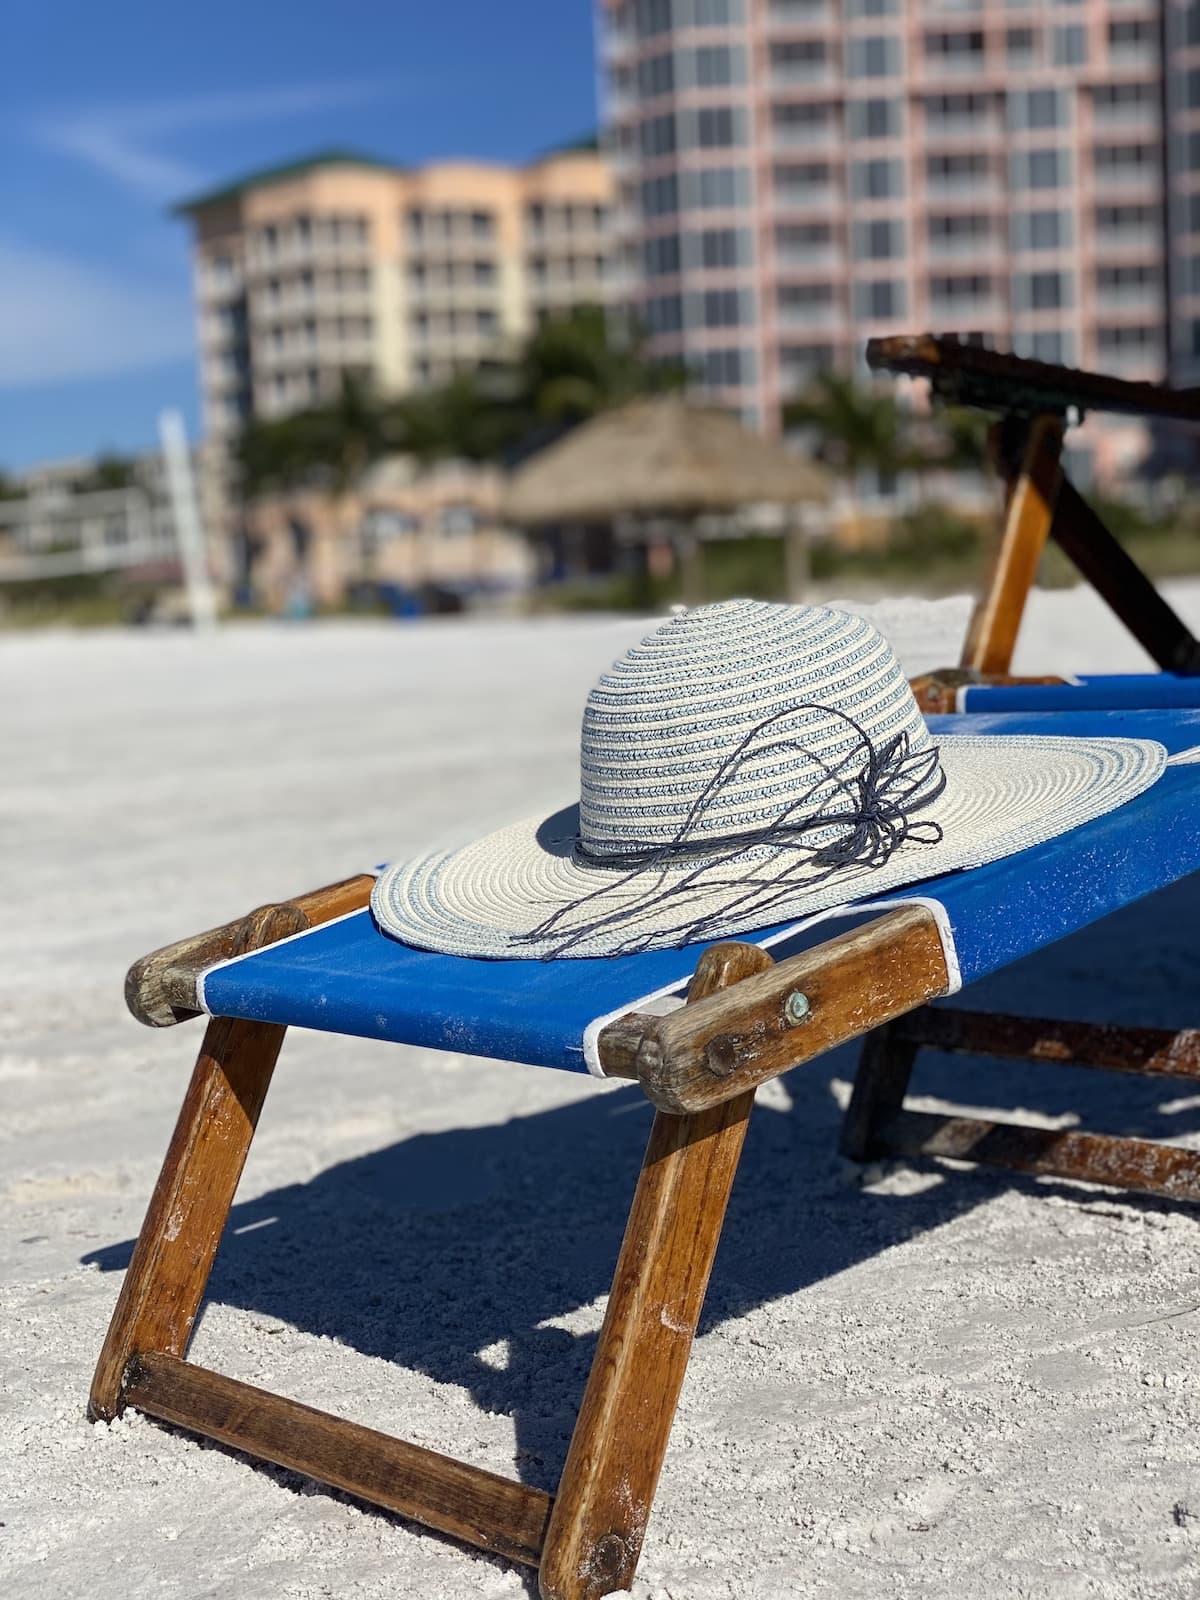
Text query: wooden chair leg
89 1012 288 1418
840 1021 919 1163
960 413 1064 676
539 942 772 1600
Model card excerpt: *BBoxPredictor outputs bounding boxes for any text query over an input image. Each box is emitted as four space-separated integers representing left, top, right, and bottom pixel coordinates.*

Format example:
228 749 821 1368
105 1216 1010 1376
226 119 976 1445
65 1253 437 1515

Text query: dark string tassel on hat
515 702 946 959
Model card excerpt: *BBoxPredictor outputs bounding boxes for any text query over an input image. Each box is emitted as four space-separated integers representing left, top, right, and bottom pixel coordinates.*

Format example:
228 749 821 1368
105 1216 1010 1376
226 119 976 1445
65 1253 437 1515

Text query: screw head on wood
784 990 811 1026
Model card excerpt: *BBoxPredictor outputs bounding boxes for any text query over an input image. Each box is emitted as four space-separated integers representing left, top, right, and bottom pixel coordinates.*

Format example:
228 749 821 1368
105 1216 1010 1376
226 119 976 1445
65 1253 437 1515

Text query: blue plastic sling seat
91 705 1200 1600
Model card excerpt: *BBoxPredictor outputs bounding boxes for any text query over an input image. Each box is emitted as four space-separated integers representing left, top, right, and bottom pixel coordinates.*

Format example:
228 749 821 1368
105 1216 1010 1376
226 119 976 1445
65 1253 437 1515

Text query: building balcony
771 122 839 151
776 301 842 328
1092 165 1159 194
927 296 1005 324
924 174 998 198
1095 283 1162 310
1093 225 1161 254
775 245 844 272
1107 44 1158 72
925 115 999 142
921 53 988 80
768 0 834 24
774 184 839 211
926 233 997 260
1092 104 1160 133
770 62 837 88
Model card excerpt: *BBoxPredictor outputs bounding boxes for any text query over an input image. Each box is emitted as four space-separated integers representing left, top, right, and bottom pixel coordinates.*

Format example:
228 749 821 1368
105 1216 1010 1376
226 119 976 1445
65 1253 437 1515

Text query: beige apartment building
178 146 616 443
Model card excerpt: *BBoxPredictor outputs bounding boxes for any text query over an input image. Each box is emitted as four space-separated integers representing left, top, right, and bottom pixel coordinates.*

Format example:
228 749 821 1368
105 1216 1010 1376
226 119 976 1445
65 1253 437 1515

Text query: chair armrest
125 873 375 1028
598 906 951 1113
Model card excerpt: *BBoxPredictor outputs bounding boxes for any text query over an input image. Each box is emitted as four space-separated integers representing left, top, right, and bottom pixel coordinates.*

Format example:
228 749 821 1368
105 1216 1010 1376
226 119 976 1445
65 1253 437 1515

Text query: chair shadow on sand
84 873 1200 1502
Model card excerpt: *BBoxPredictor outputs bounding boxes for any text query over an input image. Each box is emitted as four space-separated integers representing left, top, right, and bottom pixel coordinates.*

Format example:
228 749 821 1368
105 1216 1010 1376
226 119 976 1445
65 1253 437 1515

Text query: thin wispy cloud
0 241 193 386
35 81 381 200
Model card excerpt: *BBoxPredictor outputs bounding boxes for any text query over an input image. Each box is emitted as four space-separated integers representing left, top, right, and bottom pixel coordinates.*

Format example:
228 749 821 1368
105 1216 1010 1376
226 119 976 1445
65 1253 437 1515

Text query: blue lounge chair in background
92 702 1200 1600
867 336 1200 717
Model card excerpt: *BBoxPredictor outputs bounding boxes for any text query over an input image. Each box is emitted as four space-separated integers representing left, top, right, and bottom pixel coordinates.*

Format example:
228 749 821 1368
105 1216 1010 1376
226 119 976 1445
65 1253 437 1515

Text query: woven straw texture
373 601 1166 958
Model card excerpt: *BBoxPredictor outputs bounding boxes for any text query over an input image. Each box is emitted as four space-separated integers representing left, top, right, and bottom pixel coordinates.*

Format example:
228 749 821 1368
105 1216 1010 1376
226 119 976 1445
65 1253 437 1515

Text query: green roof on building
172 148 403 214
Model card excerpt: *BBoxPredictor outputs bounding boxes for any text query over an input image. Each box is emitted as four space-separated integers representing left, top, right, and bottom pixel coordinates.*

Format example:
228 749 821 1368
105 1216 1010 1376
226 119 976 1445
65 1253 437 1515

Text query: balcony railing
774 184 839 210
1095 282 1162 309
775 244 843 270
927 295 1004 323
772 121 838 150
926 232 996 259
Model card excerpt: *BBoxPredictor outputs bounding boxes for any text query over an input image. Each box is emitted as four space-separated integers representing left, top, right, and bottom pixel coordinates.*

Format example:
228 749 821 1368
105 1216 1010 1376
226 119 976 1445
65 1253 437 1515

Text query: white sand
5 586 1200 1599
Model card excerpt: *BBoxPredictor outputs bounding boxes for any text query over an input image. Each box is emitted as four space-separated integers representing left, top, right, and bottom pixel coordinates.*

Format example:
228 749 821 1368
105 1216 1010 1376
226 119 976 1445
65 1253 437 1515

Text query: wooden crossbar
881 1110 1200 1204
847 1007 1200 1207
892 1006 1200 1079
124 1352 554 1567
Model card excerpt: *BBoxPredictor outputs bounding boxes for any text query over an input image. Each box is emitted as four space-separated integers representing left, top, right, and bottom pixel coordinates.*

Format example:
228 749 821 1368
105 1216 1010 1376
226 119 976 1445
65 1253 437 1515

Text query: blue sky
0 1 598 470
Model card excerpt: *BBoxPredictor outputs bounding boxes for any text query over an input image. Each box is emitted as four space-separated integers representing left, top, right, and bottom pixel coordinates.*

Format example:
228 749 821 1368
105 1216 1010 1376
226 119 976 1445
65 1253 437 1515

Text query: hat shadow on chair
84 874 1200 1502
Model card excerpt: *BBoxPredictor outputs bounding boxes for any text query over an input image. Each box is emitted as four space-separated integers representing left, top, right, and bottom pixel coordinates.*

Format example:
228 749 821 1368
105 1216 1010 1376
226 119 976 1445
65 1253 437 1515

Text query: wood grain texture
539 942 772 1600
960 415 1064 675
893 1006 1200 1079
90 905 304 1420
126 873 375 1027
125 1353 553 1567
598 909 950 1114
881 1109 1200 1203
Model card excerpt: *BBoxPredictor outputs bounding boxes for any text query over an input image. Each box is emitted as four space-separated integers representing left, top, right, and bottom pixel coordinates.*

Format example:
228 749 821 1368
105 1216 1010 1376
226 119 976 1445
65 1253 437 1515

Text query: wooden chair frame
95 860 1200 1595
866 335 1200 713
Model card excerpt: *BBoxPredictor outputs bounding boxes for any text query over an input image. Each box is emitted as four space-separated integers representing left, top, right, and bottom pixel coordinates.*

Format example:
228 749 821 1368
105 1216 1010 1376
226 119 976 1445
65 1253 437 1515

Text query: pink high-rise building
598 0 1168 479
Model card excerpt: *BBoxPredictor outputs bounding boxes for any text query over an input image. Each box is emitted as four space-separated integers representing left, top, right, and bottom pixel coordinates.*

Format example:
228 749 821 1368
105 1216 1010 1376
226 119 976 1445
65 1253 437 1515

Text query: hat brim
371 735 1167 959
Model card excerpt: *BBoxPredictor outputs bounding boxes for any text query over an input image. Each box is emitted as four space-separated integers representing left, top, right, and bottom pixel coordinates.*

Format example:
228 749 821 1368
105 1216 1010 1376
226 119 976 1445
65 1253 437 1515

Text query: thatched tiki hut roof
503 393 831 525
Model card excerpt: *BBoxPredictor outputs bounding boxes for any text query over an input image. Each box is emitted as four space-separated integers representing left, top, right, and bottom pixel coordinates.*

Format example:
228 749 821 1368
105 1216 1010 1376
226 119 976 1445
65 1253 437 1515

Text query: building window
692 44 741 87
700 347 752 386
846 36 902 78
1012 148 1070 189
928 212 991 249
641 174 680 216
1006 26 1037 65
927 152 991 189
694 106 741 148
640 112 677 157
700 288 746 326
929 274 992 304
637 52 675 97
1096 202 1157 234
646 293 684 334
473 260 496 286
1014 269 1072 310
643 234 683 276
851 218 905 260
851 158 904 199
691 226 747 268
1011 209 1071 251
847 97 902 139
854 279 906 319
924 30 985 65
1052 23 1086 65
687 166 751 207
1009 88 1067 131
1095 142 1155 177
1097 324 1156 350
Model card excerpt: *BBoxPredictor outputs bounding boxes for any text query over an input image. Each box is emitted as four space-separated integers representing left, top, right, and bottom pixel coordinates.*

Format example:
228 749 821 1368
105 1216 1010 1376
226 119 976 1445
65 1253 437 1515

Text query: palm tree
783 371 915 483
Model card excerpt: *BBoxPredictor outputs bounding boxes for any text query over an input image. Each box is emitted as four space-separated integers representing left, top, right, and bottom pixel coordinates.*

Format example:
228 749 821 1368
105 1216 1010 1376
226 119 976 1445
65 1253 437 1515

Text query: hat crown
578 599 936 860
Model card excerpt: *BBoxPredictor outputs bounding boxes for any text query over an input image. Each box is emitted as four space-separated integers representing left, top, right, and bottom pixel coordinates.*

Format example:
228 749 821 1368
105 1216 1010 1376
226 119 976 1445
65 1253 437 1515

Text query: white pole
158 408 218 630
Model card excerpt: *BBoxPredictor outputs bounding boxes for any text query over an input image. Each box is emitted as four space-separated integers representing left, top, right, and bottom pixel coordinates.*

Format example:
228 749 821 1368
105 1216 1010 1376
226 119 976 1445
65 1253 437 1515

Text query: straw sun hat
372 600 1166 959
